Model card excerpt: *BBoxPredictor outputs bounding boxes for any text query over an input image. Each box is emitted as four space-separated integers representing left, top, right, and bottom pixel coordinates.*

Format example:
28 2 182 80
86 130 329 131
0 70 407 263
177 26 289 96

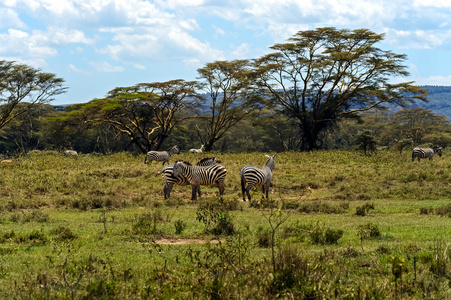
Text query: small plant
132 210 166 235
174 219 187 235
310 225 344 245
420 207 433 215
391 256 405 299
256 226 272 248
211 212 235 236
51 226 77 242
355 202 375 216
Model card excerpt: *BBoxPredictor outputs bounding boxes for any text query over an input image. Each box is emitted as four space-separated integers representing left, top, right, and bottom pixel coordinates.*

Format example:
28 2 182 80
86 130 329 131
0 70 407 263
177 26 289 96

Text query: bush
174 219 187 235
355 203 375 216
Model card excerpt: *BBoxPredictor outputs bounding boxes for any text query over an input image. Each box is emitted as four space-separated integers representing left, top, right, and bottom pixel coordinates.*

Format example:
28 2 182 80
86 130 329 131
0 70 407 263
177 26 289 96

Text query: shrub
51 226 77 242
357 223 381 240
309 224 343 245
174 219 187 235
256 226 272 248
355 202 375 216
132 210 165 235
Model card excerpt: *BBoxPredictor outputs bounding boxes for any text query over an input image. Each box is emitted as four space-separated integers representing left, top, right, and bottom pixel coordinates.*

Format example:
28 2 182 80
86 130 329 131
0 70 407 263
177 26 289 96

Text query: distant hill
52 86 451 121
413 86 451 121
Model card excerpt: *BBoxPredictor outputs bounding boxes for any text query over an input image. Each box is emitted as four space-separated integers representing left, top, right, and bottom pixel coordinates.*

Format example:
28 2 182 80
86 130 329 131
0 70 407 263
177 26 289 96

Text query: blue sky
1 0 451 105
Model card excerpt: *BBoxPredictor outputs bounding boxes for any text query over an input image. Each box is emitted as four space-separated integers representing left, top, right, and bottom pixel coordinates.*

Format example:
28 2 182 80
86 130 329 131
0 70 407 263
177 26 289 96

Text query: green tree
196 60 263 151
252 27 427 151
0 60 66 130
66 80 201 153
0 104 56 153
355 130 377 155
391 107 449 145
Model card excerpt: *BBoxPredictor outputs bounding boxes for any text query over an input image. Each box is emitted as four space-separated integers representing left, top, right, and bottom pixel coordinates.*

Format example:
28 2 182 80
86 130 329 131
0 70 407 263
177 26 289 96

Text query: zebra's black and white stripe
412 146 442 162
144 145 180 165
172 160 227 200
240 154 276 201
161 157 217 199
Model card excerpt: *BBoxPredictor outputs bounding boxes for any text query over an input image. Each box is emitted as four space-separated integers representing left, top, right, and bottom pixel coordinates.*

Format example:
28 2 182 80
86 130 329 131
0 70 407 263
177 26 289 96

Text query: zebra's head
173 161 186 177
170 145 180 154
433 146 442 157
264 154 276 171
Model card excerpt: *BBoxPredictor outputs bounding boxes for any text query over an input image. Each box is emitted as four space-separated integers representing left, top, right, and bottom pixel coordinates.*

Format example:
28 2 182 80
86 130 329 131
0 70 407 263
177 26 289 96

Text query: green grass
1 149 451 298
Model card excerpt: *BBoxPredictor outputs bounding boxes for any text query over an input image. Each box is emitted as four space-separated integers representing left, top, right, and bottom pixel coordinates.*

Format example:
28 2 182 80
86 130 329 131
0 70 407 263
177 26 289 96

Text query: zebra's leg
217 180 225 196
265 181 271 198
245 184 254 202
240 177 247 201
197 185 201 198
191 184 198 201
165 183 174 199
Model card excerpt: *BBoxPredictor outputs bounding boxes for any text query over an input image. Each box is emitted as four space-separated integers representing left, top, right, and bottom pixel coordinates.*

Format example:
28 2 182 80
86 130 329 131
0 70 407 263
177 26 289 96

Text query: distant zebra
240 154 276 202
144 145 180 165
172 160 227 200
65 150 78 158
161 157 217 199
189 145 205 154
412 146 442 162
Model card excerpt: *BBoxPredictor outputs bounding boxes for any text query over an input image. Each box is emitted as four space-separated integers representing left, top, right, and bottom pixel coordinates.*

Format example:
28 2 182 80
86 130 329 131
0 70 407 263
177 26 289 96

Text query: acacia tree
391 107 449 145
252 27 428 151
68 79 201 153
0 60 66 130
196 60 263 151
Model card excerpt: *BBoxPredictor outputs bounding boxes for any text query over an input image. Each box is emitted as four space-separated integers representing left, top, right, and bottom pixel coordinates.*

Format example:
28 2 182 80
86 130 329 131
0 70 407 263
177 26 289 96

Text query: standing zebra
412 146 442 162
172 160 227 200
189 145 205 154
240 154 276 202
161 157 217 199
144 145 180 165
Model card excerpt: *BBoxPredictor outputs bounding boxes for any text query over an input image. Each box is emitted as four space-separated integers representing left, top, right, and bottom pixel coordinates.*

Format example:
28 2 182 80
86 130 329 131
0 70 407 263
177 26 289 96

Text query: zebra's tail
240 174 246 201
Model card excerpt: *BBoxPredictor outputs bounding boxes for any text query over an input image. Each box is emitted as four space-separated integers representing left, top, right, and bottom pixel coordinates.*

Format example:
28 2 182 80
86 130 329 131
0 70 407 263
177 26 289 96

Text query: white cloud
69 64 83 73
89 61 124 72
0 7 26 28
385 29 451 49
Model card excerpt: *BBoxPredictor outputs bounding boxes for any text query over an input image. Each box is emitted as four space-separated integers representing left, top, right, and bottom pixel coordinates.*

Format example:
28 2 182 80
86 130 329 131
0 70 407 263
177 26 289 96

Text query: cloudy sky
1 0 451 105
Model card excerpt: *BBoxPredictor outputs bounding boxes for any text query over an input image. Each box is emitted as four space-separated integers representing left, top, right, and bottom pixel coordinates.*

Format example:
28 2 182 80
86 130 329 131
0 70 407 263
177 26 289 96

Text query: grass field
1 149 451 299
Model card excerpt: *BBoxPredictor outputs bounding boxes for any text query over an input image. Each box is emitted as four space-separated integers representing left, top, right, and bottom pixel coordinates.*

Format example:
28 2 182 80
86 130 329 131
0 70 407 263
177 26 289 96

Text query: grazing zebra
412 146 442 162
189 145 205 154
65 150 78 158
161 157 217 199
144 145 180 165
172 160 227 200
240 154 276 202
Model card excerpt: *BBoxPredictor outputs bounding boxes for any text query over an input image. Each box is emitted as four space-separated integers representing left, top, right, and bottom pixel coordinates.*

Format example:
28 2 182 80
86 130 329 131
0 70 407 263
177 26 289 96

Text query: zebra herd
145 145 276 201
144 145 443 201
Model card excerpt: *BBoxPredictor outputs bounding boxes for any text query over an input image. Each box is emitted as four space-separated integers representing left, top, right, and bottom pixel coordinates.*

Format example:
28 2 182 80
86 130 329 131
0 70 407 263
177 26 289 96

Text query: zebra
240 154 276 202
412 146 442 162
160 157 217 199
144 145 180 165
172 160 227 200
189 144 205 154
65 150 78 158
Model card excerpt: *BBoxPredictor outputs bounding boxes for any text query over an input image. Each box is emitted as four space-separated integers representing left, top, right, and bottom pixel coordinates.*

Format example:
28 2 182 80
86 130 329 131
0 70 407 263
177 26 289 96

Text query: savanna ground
1 149 451 299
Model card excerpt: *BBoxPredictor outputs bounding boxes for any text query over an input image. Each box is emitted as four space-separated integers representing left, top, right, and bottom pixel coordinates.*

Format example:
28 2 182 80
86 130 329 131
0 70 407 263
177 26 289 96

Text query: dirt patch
154 238 221 245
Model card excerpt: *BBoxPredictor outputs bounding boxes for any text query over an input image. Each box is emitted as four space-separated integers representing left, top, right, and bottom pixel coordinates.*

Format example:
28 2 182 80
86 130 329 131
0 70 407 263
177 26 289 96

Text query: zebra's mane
197 157 215 164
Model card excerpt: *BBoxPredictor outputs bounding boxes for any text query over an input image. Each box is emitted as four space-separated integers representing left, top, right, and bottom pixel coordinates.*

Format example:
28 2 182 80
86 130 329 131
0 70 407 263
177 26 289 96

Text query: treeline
1 28 441 154
1 104 450 155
